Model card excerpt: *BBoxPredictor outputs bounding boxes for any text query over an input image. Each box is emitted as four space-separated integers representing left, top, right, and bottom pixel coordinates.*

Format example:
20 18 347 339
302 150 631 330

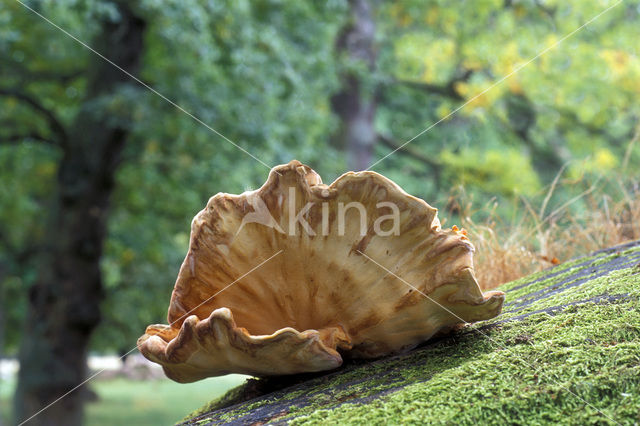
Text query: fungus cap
137 160 504 382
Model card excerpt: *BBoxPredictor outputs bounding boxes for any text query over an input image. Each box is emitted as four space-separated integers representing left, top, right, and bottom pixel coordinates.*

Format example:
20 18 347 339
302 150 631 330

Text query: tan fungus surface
137 160 504 382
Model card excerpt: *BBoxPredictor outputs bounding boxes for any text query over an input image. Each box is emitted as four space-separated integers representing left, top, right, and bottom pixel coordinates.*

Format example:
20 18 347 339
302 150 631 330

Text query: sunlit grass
0 375 247 426
0 377 13 426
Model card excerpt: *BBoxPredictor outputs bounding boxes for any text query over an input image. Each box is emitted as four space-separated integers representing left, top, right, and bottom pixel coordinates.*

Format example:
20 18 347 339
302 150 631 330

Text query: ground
0 374 245 425
181 240 640 425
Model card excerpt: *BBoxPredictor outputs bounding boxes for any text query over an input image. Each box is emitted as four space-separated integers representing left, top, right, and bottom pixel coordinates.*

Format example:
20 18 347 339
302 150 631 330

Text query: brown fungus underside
137 160 504 382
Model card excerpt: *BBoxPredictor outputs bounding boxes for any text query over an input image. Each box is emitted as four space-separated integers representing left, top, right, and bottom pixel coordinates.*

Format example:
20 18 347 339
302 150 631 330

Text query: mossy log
181 240 640 425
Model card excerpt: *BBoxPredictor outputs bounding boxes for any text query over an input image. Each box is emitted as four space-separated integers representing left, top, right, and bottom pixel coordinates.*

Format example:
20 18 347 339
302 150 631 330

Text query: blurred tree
0 0 346 382
372 0 639 201
331 0 377 170
90 0 346 354
7 2 145 425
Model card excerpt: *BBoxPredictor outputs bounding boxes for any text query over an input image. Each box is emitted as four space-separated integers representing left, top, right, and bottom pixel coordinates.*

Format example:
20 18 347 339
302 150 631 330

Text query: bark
0 274 4 362
331 0 377 171
13 4 145 426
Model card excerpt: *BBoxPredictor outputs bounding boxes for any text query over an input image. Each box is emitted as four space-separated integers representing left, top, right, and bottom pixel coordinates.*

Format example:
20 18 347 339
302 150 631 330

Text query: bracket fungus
137 160 504 382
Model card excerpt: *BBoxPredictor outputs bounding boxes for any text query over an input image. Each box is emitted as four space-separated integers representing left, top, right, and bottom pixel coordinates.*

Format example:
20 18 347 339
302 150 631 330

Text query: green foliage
441 147 541 196
376 0 640 196
0 0 347 353
1 0 639 355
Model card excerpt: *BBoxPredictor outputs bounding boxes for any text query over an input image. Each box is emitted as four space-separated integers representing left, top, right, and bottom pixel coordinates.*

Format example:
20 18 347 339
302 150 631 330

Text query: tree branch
0 88 67 145
377 132 442 188
396 80 463 101
0 58 83 84
504 0 556 28
0 230 43 265
0 132 58 146
533 0 557 21
377 132 441 168
394 69 473 101
554 106 634 149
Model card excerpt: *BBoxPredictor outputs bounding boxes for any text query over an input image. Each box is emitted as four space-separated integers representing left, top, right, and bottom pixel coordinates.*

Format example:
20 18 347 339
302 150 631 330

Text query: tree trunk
14 5 145 426
0 273 4 362
331 0 377 171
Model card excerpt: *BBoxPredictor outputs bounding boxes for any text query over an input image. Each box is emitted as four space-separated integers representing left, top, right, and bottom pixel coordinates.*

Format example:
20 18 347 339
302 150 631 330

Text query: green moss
501 251 599 292
502 267 581 302
590 252 621 267
290 299 640 425
500 268 640 322
183 244 640 425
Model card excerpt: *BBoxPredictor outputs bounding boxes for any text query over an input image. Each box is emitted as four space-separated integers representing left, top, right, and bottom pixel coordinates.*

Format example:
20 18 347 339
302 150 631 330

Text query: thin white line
357 250 469 321
357 250 483 324
13 0 275 173
366 0 624 171
357 249 621 425
166 249 283 328
17 250 283 426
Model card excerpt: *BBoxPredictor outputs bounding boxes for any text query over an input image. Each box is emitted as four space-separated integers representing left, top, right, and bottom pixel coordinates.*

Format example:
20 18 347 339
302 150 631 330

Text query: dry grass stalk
452 174 640 290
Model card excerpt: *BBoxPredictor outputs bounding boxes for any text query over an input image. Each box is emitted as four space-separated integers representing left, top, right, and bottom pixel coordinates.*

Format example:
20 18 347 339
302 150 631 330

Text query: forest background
1 0 638 424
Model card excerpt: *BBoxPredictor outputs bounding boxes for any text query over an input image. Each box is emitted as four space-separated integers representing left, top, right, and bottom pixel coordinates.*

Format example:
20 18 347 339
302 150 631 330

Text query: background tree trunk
13 4 145 425
331 0 377 171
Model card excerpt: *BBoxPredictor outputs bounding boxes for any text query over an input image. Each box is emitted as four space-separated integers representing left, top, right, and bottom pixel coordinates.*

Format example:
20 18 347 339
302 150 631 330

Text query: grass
453 169 640 290
0 374 246 426
449 125 640 291
0 377 14 425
